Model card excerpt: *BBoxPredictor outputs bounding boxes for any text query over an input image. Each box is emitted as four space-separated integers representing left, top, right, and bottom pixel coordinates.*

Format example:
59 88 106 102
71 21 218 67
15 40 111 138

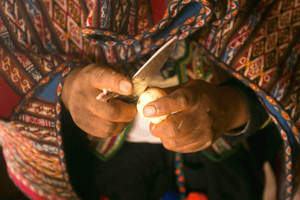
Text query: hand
143 80 249 153
62 63 137 138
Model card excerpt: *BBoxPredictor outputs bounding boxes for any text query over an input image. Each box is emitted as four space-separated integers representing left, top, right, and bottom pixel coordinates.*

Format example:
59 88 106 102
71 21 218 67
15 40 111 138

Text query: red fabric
151 0 166 24
8 169 46 200
186 192 209 200
101 136 117 155
0 76 21 119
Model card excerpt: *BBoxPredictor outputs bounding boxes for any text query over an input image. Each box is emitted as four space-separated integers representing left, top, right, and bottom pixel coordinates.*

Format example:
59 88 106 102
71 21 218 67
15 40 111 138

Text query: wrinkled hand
62 63 137 138
143 80 248 153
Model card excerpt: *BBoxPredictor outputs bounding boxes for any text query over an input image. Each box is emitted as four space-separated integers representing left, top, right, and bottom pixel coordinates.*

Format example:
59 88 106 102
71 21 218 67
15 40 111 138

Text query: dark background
0 148 28 200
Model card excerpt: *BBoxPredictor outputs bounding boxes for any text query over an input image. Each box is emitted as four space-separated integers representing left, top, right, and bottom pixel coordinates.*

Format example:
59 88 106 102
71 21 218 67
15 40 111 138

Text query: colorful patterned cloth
0 0 299 200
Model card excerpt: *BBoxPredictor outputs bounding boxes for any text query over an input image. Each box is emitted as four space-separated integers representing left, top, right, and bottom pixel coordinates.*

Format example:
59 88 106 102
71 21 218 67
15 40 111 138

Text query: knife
98 36 177 103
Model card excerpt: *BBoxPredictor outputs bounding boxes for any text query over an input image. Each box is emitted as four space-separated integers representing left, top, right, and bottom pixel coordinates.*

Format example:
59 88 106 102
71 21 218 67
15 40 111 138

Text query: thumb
143 86 195 118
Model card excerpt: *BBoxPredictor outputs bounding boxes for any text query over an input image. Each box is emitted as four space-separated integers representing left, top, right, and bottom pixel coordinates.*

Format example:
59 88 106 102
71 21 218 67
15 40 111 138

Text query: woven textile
0 0 300 200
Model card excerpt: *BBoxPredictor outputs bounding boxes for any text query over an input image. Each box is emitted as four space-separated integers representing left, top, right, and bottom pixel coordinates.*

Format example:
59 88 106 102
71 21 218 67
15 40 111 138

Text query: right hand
62 63 137 138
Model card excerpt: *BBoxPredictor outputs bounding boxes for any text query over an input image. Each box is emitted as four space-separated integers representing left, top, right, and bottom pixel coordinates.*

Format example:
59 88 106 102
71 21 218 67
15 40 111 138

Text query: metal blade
113 36 177 103
132 36 177 97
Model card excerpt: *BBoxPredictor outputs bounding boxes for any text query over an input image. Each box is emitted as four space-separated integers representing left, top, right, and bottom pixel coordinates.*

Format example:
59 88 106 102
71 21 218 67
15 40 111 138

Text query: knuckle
95 67 106 80
149 126 159 137
90 70 105 87
87 65 108 86
72 116 82 128
103 105 121 121
165 122 178 138
82 65 96 78
203 114 213 129
202 128 214 143
85 63 98 70
70 106 83 125
123 104 137 121
103 121 119 133
174 90 191 108
205 124 213 135
204 140 213 148
164 138 180 149
72 114 93 135
199 139 213 150
100 131 112 138
162 142 174 151
81 64 93 74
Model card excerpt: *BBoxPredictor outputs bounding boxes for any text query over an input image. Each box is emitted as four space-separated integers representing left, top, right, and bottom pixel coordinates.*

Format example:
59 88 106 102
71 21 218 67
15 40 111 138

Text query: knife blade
100 36 177 103
131 36 177 97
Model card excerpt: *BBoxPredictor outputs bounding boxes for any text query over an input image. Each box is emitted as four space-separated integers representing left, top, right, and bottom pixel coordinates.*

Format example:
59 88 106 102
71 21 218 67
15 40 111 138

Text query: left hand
143 80 249 153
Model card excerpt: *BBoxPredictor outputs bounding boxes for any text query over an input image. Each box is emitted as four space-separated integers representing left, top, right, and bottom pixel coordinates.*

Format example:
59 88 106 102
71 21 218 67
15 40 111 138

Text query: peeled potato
137 88 168 124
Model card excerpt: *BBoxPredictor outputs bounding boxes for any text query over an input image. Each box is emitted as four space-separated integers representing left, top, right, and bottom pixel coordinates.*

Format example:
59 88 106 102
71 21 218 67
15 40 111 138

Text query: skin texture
142 80 249 153
62 63 248 153
62 63 137 138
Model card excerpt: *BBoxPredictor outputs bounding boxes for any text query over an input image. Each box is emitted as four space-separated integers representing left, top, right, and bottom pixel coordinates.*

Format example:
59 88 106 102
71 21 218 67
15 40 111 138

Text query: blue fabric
161 191 180 200
156 2 202 40
261 96 295 144
37 74 61 102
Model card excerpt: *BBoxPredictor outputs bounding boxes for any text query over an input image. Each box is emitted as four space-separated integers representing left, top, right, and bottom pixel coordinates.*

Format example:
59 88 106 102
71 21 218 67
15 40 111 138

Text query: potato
137 88 168 124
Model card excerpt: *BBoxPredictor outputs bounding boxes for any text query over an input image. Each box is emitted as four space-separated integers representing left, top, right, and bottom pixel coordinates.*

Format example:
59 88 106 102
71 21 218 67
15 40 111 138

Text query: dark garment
60 106 100 200
221 78 270 143
92 124 282 200
183 123 283 200
61 100 282 200
60 74 283 200
94 142 177 200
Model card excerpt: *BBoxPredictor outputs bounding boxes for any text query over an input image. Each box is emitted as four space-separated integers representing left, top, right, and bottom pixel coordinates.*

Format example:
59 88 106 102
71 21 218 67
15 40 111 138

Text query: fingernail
144 105 156 117
119 79 132 93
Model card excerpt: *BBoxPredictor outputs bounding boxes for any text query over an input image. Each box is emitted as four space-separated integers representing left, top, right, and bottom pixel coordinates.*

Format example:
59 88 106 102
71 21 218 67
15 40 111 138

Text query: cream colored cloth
125 75 179 143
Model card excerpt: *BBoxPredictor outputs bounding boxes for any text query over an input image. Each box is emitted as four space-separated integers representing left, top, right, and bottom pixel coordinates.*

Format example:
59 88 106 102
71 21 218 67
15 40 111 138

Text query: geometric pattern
82 0 240 67
0 0 99 199
196 0 300 199
1 0 300 200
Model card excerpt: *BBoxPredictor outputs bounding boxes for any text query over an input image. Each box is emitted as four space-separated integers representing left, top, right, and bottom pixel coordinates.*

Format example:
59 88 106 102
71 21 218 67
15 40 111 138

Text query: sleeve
0 0 99 199
197 0 300 197
201 78 272 162
221 78 270 141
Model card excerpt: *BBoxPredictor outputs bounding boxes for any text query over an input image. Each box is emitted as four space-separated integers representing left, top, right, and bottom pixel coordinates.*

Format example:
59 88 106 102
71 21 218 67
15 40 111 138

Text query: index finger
88 64 133 95
143 88 196 118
